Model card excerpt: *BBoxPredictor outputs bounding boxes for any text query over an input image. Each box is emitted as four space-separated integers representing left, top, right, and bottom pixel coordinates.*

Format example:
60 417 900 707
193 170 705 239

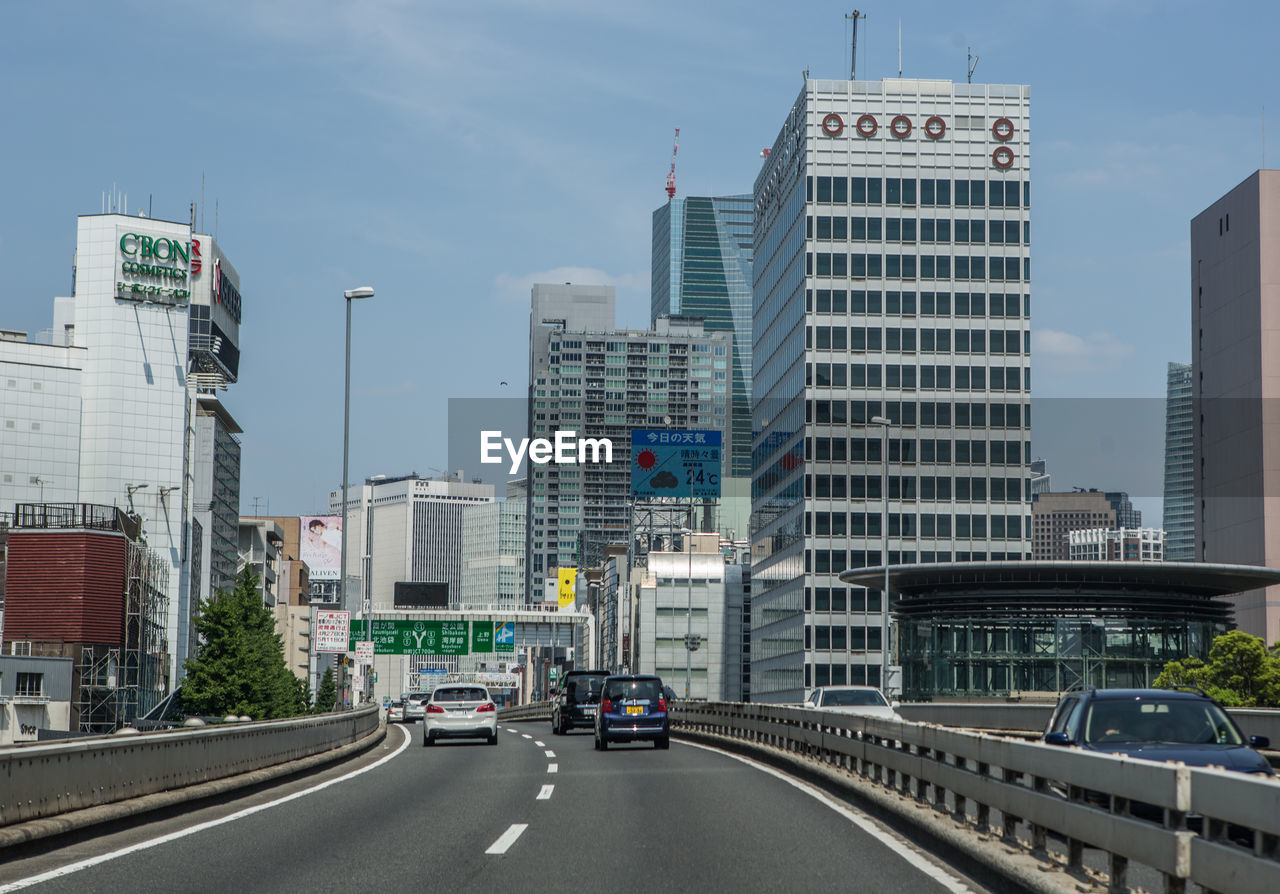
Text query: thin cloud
1035 328 1134 360
494 267 648 302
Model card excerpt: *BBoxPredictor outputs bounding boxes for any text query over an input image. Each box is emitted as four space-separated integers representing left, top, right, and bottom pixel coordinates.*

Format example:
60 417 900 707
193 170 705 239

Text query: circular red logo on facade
992 117 1014 140
924 116 946 139
637 449 657 470
890 115 912 138
821 113 844 137
781 452 801 471
856 114 878 137
992 146 1014 168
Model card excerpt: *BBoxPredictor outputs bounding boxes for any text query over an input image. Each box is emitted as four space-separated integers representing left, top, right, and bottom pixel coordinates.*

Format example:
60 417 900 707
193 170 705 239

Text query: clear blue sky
2 1 1278 520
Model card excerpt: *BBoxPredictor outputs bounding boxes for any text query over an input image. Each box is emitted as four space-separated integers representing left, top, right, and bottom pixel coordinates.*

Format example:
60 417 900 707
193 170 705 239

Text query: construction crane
665 126 680 200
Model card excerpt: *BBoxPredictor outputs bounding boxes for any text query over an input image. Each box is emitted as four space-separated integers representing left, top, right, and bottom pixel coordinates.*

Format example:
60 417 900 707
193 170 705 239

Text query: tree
1155 630 1280 707
182 567 310 719
314 666 338 714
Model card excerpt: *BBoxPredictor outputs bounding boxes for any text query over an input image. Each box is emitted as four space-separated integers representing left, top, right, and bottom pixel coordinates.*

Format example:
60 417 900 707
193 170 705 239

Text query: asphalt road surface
0 722 990 894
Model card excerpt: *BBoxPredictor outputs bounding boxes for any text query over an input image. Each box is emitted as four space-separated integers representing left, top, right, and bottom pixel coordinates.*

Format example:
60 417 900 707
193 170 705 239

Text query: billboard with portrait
300 515 343 581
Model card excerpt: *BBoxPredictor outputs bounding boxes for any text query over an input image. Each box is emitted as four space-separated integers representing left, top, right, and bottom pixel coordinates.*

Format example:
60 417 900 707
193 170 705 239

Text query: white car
804 685 901 720
424 684 498 746
403 691 432 723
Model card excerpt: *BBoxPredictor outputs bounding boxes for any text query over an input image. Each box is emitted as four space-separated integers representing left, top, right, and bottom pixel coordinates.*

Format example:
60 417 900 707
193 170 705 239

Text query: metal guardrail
498 701 553 722
672 702 1280 894
0 706 379 829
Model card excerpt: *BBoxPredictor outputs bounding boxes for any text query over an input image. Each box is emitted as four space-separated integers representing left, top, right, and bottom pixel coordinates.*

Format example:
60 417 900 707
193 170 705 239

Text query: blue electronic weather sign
630 430 722 498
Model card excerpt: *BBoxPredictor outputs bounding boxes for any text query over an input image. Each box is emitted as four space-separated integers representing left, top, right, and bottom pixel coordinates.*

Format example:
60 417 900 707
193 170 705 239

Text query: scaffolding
74 541 170 732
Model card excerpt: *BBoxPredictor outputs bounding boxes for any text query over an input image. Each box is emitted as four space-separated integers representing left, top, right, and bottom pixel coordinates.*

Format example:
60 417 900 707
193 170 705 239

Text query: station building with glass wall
840 561 1280 700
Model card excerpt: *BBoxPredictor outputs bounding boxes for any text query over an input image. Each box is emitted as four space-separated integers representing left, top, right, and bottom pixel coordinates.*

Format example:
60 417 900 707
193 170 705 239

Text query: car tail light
602 698 612 714
477 702 495 713
426 703 445 714
658 697 667 712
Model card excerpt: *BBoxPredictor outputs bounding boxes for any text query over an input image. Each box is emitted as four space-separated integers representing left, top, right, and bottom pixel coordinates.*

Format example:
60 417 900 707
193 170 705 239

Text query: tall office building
1 211 243 687
526 284 732 602
461 479 527 610
652 195 754 477
1163 362 1195 561
331 473 494 612
751 78 1033 702
1192 170 1280 642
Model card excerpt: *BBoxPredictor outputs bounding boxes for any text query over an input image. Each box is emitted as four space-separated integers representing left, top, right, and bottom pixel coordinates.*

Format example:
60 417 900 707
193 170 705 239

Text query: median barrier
498 701 553 722
672 701 1280 894
0 706 381 846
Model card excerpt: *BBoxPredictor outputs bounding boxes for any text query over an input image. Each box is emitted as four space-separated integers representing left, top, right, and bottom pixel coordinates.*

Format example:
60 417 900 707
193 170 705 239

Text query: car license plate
584 706 596 715
626 706 643 715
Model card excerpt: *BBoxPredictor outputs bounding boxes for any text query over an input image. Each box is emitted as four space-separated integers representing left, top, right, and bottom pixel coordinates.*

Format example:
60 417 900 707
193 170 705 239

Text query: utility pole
845 10 866 80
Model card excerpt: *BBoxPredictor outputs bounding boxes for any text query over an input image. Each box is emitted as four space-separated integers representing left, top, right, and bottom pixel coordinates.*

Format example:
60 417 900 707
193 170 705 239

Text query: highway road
0 722 989 893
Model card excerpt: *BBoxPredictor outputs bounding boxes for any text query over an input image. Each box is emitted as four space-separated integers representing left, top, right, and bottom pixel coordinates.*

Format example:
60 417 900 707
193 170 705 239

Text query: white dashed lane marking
537 784 554 800
544 750 556 758
485 824 528 855
521 734 532 739
534 740 545 747
547 763 558 774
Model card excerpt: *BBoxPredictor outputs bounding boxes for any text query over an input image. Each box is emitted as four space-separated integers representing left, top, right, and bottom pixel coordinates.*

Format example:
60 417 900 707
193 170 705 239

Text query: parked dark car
552 670 608 735
595 674 669 750
1043 687 1272 774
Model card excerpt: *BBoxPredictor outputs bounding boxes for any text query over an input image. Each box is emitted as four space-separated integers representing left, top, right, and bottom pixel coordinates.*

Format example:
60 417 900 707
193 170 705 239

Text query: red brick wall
5 531 127 645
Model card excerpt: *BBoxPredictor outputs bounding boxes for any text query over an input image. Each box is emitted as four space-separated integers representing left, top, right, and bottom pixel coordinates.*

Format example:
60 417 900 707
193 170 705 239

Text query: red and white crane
665 126 680 200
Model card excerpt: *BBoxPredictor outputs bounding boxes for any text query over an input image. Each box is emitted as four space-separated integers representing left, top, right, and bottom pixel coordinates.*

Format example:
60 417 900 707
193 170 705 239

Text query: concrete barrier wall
0 706 379 827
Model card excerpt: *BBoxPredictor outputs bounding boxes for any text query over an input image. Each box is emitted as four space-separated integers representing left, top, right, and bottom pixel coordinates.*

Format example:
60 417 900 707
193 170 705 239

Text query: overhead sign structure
314 610 351 653
495 621 515 654
350 620 470 655
630 430 722 498
471 623 494 653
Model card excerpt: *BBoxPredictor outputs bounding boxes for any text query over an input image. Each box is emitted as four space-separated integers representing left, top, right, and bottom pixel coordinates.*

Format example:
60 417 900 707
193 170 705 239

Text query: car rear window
605 679 661 701
434 687 488 702
567 676 605 701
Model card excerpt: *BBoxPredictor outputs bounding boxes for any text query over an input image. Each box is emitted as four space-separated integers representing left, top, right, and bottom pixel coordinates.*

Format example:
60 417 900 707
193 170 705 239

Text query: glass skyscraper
652 195 754 477
751 78 1033 703
1162 362 1194 561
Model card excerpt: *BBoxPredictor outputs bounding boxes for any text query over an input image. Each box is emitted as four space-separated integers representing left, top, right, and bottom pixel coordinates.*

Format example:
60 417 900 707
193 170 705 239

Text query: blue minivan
595 674 669 750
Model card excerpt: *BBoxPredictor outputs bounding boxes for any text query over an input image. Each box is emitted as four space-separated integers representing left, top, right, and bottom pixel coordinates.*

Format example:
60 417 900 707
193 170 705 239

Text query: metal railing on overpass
672 701 1280 894
0 706 380 843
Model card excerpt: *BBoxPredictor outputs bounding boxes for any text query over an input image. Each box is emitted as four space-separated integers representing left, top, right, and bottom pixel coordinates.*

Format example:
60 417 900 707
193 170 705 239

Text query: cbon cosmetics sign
481 430 613 475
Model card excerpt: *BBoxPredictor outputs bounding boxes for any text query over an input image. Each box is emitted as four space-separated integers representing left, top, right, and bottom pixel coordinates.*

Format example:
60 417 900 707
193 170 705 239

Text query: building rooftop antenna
665 127 680 201
845 9 866 80
967 46 979 84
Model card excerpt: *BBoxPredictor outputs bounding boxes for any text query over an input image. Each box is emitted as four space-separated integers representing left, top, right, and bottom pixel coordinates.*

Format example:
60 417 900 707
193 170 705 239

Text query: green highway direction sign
350 620 518 656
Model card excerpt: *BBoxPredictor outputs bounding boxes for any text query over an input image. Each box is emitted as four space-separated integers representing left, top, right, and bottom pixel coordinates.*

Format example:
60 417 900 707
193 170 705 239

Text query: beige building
1031 491 1117 561
1191 169 1280 643
241 516 313 682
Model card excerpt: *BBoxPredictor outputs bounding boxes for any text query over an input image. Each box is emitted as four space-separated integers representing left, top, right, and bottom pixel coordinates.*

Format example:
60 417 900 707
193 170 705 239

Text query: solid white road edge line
681 740 977 894
485 823 528 855
547 763 558 773
536 784 554 800
0 724 416 893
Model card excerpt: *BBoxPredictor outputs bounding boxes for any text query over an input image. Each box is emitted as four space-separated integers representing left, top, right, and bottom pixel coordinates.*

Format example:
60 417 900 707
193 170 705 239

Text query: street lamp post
341 286 373 707
680 527 694 699
870 415 892 691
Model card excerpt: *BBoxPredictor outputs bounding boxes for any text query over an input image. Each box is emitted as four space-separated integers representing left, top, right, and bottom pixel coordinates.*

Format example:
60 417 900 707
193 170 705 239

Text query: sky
2 0 1278 523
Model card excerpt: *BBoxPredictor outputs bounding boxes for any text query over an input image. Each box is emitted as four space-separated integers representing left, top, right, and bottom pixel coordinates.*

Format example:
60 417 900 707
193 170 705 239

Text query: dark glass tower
652 195 754 477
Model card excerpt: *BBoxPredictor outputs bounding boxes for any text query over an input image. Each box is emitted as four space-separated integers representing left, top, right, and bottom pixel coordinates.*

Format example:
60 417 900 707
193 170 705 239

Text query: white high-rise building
460 479 526 610
751 78 1032 702
1 211 243 687
331 473 495 612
